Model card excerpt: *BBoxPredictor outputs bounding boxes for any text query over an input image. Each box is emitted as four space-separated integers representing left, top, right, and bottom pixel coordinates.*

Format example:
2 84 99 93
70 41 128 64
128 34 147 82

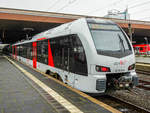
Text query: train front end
86 18 138 93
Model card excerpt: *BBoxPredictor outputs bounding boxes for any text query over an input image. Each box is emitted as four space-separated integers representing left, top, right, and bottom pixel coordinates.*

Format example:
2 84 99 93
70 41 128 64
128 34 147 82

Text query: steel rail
136 69 150 75
109 95 150 113
95 95 150 113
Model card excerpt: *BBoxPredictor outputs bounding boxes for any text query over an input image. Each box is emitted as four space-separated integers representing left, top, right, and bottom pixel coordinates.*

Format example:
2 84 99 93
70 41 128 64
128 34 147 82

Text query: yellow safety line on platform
5 56 121 113
5 56 83 113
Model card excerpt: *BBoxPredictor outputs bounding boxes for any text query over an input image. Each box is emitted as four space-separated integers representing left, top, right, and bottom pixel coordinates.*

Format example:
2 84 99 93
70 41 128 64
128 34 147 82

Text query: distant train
133 44 150 55
5 18 138 93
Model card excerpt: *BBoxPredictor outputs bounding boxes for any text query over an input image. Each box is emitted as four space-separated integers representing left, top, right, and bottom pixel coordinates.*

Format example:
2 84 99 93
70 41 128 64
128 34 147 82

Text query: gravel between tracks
109 87 150 111
110 72 150 111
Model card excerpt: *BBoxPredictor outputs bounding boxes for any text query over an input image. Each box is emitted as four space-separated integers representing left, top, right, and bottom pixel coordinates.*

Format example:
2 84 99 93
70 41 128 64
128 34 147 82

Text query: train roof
86 18 115 24
13 17 116 46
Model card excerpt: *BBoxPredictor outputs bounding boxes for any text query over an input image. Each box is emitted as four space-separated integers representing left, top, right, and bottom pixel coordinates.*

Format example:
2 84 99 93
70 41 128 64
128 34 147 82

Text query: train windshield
88 23 132 58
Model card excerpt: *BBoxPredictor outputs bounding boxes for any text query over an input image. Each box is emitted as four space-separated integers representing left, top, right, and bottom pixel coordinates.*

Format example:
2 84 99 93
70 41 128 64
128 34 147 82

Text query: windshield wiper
118 34 125 52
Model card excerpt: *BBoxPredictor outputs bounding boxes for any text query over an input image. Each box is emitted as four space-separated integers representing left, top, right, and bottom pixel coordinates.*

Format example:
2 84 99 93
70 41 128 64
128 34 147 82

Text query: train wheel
56 73 63 82
46 70 53 76
46 70 63 82
46 70 50 75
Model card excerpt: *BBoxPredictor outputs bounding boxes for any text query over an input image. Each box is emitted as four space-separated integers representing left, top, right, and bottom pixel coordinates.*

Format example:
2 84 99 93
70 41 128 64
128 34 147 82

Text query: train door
12 46 14 58
48 40 54 67
32 42 37 68
15 45 17 60
13 45 16 59
62 47 69 71
18 45 21 61
62 39 75 87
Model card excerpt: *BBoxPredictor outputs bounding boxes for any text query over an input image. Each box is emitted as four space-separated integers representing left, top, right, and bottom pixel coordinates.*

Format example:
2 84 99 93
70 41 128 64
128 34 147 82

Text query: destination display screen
88 23 120 30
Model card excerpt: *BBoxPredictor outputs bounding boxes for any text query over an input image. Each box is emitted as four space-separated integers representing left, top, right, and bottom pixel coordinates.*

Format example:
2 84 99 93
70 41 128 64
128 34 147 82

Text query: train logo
114 60 127 65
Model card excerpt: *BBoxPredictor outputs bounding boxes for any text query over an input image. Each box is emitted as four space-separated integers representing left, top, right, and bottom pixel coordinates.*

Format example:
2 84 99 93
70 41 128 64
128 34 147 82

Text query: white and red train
6 18 138 93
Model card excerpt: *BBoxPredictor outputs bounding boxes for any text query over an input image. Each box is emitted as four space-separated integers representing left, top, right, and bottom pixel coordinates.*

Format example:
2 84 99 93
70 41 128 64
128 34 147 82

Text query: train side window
26 43 32 60
19 45 23 57
62 37 69 70
37 40 48 64
17 46 19 56
37 41 42 63
22 44 24 57
49 34 87 76
140 47 143 50
50 38 61 68
71 35 88 76
25 44 27 58
22 44 27 58
12 46 14 54
42 40 48 64
10 46 12 54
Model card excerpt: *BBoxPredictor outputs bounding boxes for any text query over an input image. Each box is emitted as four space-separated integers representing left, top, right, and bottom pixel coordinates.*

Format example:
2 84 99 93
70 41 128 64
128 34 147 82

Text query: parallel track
95 95 150 113
137 79 150 90
136 62 150 64
135 63 150 90
136 69 150 75
136 62 150 75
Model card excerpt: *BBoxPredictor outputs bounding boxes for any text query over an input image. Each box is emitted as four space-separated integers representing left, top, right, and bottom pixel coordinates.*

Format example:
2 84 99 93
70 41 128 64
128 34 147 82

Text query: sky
0 0 150 21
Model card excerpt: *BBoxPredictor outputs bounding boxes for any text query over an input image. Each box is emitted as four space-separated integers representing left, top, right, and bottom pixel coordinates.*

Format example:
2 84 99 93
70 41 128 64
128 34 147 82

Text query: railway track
136 62 150 65
137 80 150 90
136 62 150 75
95 95 150 113
136 69 150 75
135 65 150 91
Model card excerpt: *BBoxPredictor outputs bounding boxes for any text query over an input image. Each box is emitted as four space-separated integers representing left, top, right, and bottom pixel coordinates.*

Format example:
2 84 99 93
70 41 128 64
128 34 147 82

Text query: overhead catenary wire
56 0 77 12
86 0 138 15
130 7 150 15
43 0 150 21
86 0 149 17
86 0 123 14
41 0 77 21
45 0 60 11
139 16 150 20
128 1 150 9
128 1 150 20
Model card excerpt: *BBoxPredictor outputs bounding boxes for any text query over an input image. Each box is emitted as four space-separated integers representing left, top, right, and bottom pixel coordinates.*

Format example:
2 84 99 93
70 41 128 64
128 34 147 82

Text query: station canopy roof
0 7 150 44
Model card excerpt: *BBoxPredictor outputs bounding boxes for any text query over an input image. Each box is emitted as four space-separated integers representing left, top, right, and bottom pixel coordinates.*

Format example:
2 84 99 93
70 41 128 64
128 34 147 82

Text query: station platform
0 56 121 113
136 56 150 63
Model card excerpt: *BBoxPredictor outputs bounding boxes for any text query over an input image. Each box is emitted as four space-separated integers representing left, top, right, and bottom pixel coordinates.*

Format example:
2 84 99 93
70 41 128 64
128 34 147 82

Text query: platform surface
0 56 57 113
0 56 120 113
136 56 150 63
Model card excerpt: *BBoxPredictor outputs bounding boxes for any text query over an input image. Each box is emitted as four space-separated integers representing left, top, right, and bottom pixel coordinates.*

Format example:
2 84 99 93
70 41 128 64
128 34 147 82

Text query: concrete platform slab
1 56 121 113
0 56 59 113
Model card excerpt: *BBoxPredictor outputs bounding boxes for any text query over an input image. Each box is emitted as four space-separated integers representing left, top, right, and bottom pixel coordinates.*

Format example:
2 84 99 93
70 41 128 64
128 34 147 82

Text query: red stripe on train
12 45 13 57
32 42 37 68
12 45 14 58
37 37 46 41
48 40 54 67
15 45 17 59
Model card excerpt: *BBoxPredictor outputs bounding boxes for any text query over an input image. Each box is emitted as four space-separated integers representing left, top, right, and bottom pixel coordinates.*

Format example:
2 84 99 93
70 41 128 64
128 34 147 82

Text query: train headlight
125 83 129 87
119 84 123 87
96 65 110 72
128 64 135 70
